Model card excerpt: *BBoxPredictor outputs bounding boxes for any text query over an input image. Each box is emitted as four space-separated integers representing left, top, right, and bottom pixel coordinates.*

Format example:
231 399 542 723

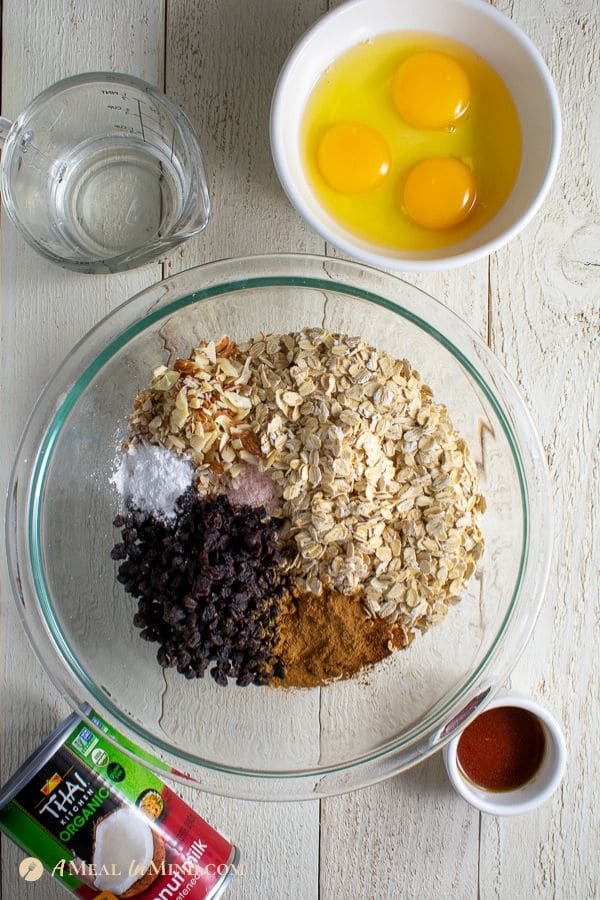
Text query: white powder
111 442 194 521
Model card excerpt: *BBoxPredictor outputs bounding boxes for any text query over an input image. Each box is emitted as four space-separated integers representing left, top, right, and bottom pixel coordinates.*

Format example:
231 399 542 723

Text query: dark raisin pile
111 489 288 687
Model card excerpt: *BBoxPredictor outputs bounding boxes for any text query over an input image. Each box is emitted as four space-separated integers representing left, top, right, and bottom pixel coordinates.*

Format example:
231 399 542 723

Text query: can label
0 712 238 898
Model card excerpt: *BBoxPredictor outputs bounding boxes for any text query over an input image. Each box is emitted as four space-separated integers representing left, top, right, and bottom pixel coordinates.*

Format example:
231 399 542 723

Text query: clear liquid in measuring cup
51 136 187 259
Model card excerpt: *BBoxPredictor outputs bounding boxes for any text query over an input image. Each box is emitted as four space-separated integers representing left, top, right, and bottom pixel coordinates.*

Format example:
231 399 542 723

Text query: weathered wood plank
316 11 487 898
0 2 164 897
318 257 488 899
156 1 328 897
479 0 600 898
1 0 598 899
164 0 327 269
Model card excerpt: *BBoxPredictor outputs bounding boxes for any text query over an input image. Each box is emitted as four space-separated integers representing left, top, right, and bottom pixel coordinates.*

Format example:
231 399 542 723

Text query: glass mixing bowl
6 254 551 800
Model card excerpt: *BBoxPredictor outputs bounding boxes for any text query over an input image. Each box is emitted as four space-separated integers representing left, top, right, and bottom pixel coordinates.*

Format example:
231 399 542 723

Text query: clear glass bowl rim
5 253 552 799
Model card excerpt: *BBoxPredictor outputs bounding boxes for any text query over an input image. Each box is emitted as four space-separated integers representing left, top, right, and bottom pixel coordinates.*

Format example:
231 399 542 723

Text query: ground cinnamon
271 589 407 688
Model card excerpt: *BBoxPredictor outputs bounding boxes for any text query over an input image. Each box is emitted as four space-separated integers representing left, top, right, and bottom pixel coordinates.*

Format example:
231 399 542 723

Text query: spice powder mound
271 590 408 688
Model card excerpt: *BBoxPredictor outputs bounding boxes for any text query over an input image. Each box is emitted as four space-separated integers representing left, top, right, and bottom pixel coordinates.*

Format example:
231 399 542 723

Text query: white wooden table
1 1 598 898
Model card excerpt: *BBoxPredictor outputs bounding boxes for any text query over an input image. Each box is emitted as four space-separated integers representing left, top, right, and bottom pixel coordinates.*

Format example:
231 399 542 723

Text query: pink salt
225 465 278 512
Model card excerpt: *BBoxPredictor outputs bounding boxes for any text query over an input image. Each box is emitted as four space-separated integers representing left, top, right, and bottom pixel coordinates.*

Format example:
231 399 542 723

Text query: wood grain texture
317 261 488 900
479 1 600 898
164 0 328 268
316 7 488 897
0 2 163 899
1 0 598 898
0 2 324 899
161 2 327 895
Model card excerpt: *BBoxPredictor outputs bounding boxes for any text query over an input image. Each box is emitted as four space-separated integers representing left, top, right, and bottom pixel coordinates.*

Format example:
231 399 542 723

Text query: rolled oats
127 328 485 643
237 329 485 638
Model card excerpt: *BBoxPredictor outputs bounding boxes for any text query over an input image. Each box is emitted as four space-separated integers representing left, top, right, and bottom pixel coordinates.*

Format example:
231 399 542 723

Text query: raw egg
403 157 477 229
393 51 471 130
301 32 522 252
317 122 391 193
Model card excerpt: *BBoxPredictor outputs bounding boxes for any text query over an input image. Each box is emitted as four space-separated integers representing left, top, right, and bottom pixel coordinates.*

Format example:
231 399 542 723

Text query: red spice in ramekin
457 706 546 792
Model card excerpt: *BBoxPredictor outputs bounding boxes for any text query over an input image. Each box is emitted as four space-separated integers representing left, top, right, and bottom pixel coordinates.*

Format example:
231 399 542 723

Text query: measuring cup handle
0 116 13 148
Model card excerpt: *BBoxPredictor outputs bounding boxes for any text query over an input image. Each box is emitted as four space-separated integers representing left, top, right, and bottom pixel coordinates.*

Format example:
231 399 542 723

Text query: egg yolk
392 52 471 130
403 157 477 230
317 122 391 194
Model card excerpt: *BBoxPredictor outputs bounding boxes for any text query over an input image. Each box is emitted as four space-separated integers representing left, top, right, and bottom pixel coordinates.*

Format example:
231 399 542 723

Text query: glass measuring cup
0 72 210 273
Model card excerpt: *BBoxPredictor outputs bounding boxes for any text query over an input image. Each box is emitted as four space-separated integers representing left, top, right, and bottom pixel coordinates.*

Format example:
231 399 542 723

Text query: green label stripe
0 803 79 890
86 710 171 774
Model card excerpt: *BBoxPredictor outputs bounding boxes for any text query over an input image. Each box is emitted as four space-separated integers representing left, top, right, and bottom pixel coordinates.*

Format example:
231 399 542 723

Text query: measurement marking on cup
124 109 162 126
133 124 165 141
137 98 146 142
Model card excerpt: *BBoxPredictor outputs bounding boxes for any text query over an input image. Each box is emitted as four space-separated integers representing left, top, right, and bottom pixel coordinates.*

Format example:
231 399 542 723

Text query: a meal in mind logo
19 857 44 882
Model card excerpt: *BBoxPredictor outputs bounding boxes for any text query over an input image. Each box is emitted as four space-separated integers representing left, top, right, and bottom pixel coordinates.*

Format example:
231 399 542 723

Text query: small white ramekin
442 692 566 816
270 0 561 272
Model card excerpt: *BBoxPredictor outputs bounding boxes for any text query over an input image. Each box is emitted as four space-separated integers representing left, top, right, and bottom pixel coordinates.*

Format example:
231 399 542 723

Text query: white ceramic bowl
270 0 561 271
443 692 566 815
